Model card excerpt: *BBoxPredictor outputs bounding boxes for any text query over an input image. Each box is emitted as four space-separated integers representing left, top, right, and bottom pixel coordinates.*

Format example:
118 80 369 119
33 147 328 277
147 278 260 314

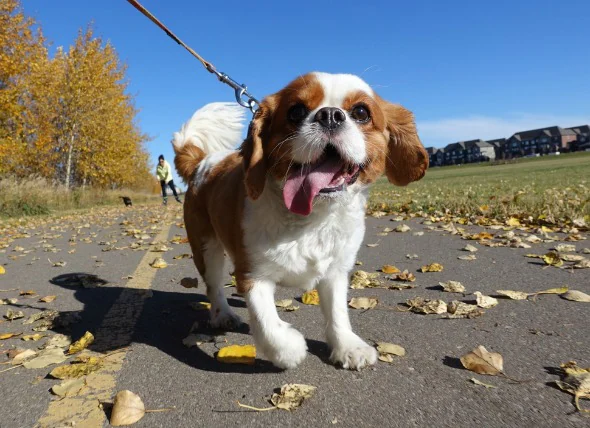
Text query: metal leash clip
211 69 260 113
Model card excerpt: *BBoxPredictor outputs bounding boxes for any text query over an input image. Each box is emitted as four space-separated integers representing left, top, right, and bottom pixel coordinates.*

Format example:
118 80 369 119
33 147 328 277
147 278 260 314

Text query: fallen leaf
180 277 199 288
381 265 400 274
554 361 590 413
560 290 590 303
378 353 395 363
301 290 320 305
0 332 21 340
51 378 86 397
173 253 192 260
405 297 447 314
4 310 24 320
392 270 416 283
42 334 72 349
39 295 57 303
52 260 67 267
110 390 146 426
542 251 563 267
11 348 37 364
439 281 465 293
555 244 576 253
506 217 521 227
376 342 406 357
23 348 68 369
458 255 477 261
0 298 18 305
0 266 5 274
470 377 497 389
348 297 378 310
573 259 590 269
49 356 103 379
19 290 36 296
22 334 45 341
460 345 503 376
467 232 494 240
217 344 256 365
395 224 411 233
560 254 586 262
270 384 317 411
350 271 381 289
446 301 484 319
275 299 293 308
531 286 569 297
496 290 529 300
150 257 168 269
420 263 444 273
462 244 478 252
474 292 499 308
406 254 419 259
366 242 380 248
67 331 94 355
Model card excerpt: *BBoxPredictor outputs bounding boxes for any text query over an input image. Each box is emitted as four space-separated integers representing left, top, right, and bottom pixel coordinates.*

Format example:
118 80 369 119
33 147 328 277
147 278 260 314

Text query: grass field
368 152 590 225
0 176 160 218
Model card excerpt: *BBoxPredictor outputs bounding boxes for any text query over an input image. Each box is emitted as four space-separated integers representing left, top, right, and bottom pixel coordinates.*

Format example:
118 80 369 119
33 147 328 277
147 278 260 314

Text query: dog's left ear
380 101 429 186
240 95 277 200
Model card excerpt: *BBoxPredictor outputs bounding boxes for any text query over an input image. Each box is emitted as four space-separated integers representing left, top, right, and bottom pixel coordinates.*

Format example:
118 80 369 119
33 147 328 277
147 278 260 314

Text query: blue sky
25 0 590 185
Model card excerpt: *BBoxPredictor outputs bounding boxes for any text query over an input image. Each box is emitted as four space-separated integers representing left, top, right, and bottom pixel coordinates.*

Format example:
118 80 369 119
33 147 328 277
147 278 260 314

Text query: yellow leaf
189 301 211 311
150 257 167 268
0 332 21 340
496 290 529 300
560 290 590 302
22 334 45 341
301 289 320 305
376 342 406 357
532 286 568 296
0 266 5 274
39 295 57 303
542 251 563 267
110 390 146 426
420 263 444 272
348 297 378 310
67 331 94 354
217 344 256 365
270 384 317 411
506 217 521 227
49 357 103 379
381 265 400 274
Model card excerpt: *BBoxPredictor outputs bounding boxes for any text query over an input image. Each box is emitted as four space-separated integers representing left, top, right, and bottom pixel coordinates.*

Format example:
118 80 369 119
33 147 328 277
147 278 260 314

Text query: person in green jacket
156 154 181 205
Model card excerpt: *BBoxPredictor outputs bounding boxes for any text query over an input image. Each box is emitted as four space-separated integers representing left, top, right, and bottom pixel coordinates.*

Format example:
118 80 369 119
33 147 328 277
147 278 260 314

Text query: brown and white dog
173 72 428 370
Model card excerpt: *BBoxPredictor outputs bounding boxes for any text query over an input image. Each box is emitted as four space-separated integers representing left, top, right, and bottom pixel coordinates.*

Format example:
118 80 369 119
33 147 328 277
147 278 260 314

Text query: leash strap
125 0 260 113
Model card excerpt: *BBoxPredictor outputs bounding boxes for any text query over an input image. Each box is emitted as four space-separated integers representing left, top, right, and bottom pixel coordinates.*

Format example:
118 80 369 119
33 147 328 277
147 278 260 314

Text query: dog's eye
350 105 370 123
288 104 308 123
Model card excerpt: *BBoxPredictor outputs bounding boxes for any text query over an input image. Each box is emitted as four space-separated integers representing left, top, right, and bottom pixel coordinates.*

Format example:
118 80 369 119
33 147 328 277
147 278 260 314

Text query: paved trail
0 204 588 428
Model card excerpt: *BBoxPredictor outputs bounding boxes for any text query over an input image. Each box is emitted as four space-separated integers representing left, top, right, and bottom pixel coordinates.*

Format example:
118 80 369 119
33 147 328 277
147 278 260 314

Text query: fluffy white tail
172 102 245 155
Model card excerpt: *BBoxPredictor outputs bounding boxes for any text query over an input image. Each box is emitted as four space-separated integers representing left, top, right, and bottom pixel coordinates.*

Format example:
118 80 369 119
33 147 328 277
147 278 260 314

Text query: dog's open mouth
283 144 361 216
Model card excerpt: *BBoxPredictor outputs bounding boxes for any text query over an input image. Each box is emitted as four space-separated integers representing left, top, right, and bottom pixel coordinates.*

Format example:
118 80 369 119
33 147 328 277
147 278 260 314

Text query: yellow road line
36 217 174 428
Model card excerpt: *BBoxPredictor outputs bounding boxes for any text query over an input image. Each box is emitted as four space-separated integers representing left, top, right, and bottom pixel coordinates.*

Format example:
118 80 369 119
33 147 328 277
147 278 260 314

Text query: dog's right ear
241 95 277 200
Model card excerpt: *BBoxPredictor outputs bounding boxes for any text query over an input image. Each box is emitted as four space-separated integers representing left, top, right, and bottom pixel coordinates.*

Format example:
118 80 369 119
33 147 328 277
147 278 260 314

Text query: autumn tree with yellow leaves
0 0 155 191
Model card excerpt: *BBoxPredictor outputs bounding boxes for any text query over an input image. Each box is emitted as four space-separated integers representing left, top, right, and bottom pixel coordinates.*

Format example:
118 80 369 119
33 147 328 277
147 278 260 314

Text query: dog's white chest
243 191 366 289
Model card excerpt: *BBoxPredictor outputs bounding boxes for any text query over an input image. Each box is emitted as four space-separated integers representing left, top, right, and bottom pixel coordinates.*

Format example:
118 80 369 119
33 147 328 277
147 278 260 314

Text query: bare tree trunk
64 124 76 189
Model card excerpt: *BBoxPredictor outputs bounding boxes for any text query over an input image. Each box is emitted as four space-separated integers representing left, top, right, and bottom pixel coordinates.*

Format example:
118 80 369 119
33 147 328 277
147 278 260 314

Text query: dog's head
241 72 428 215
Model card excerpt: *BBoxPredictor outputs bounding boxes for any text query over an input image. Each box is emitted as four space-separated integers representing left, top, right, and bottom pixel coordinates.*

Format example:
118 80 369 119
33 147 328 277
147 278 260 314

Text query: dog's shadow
49 273 327 374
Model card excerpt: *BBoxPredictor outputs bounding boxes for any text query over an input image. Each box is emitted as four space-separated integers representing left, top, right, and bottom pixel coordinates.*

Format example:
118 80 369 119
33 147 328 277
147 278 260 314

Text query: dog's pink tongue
283 157 342 216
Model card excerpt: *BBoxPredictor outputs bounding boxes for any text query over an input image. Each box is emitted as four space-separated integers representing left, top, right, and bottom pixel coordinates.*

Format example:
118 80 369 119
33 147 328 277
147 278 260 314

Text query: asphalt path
0 203 588 428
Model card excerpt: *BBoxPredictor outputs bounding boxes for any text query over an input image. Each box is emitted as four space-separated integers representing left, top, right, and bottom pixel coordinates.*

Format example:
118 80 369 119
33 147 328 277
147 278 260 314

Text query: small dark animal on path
120 196 133 207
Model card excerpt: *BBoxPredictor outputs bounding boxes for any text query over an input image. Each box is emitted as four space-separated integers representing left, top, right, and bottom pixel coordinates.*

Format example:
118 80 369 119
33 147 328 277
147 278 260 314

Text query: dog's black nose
314 107 346 130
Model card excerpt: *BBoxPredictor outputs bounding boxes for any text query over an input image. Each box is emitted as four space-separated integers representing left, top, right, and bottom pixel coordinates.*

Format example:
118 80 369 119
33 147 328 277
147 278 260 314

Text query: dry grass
0 176 161 218
368 152 590 225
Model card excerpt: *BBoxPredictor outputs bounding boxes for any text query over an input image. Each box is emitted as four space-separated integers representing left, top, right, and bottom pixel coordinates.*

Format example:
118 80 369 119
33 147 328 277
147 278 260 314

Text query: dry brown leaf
11 348 37 364
496 290 529 300
392 270 416 283
474 292 499 308
470 378 497 389
446 301 484 319
573 259 590 269
275 299 293 308
395 224 411 233
23 348 67 369
462 244 478 252
348 297 378 310
560 290 590 303
458 254 477 261
19 290 36 296
4 310 24 320
51 378 86 397
39 295 57 303
406 297 447 314
420 263 444 273
42 334 72 349
270 384 317 411
216 344 256 365
554 362 590 413
301 289 320 305
460 345 503 376
172 253 192 260
555 244 576 253
376 342 406 357
67 331 94 355
531 286 569 297
350 271 381 289
22 334 45 341
381 265 401 274
110 390 146 426
180 277 199 289
149 257 167 269
0 298 18 305
439 281 465 293
0 332 21 340
366 242 380 248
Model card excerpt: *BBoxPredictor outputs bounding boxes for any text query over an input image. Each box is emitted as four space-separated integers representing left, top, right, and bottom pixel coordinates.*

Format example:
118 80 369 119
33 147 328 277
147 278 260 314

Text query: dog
120 196 133 207
172 72 428 370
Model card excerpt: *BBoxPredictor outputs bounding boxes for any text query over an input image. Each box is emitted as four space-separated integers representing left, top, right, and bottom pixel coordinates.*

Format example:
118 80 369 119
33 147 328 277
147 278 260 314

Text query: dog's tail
172 102 245 182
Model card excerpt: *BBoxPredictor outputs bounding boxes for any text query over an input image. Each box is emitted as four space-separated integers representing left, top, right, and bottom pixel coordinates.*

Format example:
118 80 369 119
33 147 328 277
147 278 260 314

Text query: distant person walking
156 154 181 205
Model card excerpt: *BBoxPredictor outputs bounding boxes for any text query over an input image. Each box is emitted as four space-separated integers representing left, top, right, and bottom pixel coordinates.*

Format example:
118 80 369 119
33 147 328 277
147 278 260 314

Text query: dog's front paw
210 309 242 331
329 333 377 370
255 324 308 370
